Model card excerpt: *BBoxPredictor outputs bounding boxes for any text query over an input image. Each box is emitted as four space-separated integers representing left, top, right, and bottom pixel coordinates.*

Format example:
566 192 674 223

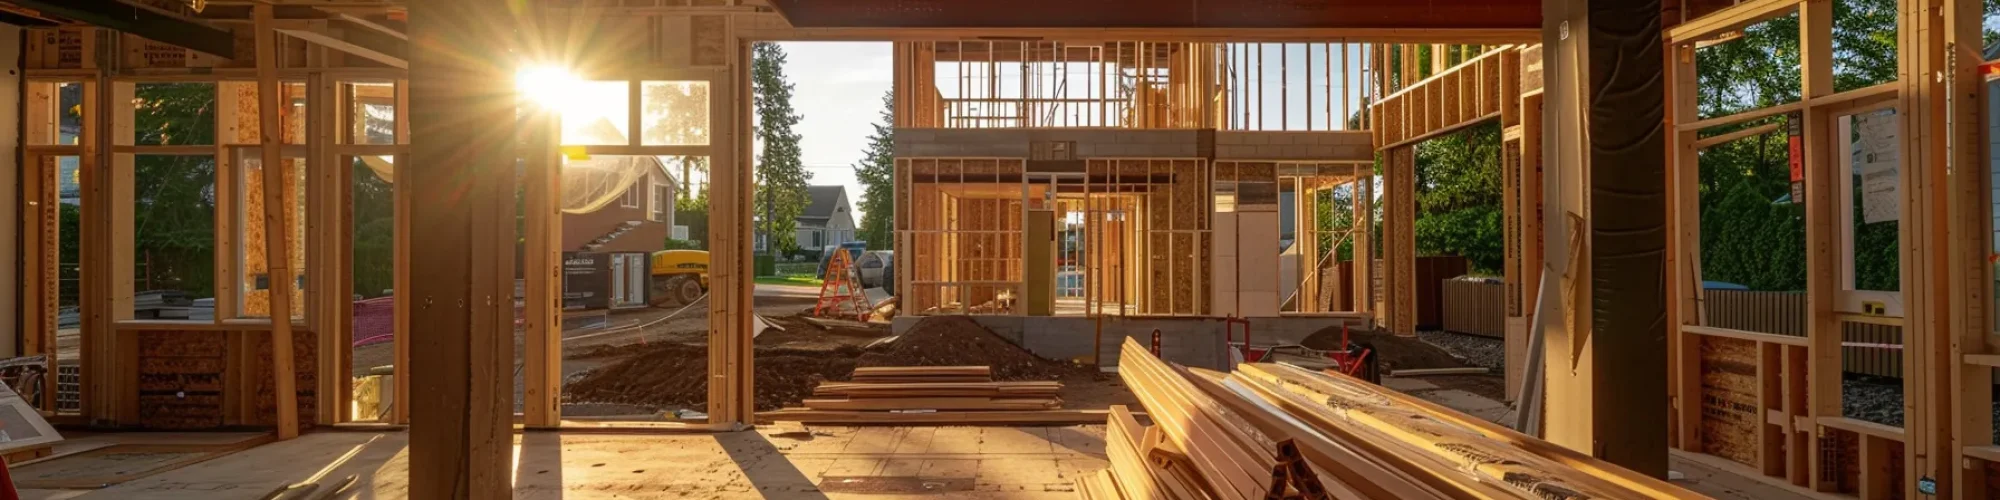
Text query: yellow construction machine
649 249 709 306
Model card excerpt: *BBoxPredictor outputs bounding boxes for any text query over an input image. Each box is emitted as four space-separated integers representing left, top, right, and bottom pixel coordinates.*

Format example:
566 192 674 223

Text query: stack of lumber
1078 338 1709 500
848 366 998 384
761 366 1099 425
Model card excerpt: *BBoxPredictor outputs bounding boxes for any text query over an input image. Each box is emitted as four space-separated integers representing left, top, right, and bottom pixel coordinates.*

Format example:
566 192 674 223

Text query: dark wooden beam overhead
7 0 235 56
767 0 1539 30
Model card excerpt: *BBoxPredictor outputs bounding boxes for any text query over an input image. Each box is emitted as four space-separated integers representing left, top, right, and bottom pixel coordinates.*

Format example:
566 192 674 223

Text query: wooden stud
1796 0 1843 488
1945 0 1997 495
522 97 561 428
390 80 410 426
255 3 301 441
1669 41 1708 456
96 77 132 426
710 38 753 426
1384 147 1415 336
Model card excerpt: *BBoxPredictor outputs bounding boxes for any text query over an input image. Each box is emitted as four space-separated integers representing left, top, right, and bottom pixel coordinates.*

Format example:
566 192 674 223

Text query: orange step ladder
813 249 871 321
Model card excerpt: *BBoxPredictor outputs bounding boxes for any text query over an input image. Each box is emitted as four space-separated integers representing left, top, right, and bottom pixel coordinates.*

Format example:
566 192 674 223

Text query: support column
1383 147 1415 336
1942 0 1993 496
0 22 19 357
1540 0 1669 476
407 0 517 497
1352 171 1372 320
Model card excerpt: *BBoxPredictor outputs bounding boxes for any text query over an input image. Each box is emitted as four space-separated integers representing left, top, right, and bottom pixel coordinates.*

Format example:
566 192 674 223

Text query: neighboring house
795 185 856 250
561 157 679 253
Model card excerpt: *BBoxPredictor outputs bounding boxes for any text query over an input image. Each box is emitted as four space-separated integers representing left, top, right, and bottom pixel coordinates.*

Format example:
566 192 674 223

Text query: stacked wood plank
1084 338 1711 500
761 366 1084 424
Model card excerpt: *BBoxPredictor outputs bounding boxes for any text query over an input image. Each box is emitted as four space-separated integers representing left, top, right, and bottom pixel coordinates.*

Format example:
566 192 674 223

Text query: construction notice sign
562 251 611 310
1856 110 1899 224
1786 112 1804 203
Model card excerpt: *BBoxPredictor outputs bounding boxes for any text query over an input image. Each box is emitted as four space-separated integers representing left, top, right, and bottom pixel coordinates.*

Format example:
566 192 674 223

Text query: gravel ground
1415 330 1505 371
1843 375 2000 444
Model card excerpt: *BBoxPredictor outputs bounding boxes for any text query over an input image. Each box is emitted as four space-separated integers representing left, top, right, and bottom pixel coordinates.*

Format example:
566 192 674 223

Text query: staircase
580 220 644 251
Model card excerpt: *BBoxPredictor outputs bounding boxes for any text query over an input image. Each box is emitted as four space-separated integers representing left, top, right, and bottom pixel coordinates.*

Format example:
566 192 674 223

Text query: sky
777 42 894 222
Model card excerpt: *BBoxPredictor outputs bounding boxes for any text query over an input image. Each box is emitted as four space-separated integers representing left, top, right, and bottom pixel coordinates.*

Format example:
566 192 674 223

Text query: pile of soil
856 316 1093 381
564 315 1088 411
1299 326 1469 372
564 343 864 411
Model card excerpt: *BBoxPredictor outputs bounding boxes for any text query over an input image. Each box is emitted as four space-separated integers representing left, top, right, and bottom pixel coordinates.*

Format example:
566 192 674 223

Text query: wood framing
1382 147 1416 336
254 4 301 441
520 99 561 429
1655 0 1997 497
405 0 514 496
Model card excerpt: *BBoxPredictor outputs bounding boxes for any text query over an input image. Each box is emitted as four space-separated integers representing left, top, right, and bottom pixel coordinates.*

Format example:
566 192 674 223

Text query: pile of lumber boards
761 366 1097 425
1075 338 1708 500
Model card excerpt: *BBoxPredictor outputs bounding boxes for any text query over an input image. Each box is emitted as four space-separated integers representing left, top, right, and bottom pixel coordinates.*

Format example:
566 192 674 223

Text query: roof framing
7 0 235 56
767 0 1540 30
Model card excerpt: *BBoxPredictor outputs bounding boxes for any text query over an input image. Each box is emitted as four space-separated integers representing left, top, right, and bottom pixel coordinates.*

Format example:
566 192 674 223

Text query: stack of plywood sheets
1086 338 1714 500
762 366 1097 425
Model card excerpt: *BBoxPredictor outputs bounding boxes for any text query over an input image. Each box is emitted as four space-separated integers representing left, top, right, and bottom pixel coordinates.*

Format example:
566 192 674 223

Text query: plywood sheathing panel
241 158 306 319
228 83 308 145
133 330 311 431
249 329 316 431
1699 336 1758 466
138 331 229 430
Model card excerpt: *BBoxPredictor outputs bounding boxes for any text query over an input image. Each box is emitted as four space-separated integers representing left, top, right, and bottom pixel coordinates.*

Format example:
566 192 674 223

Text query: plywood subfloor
12 432 274 491
19 426 1107 499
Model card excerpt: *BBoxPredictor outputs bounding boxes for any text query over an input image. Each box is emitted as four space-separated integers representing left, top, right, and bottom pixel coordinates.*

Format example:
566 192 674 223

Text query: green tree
752 43 811 254
1412 122 1504 274
854 91 896 250
674 191 711 249
1682 0 1955 291
352 160 395 297
130 83 219 297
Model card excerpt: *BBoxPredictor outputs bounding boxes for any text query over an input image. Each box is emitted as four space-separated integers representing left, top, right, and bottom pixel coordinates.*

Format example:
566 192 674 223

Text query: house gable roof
803 186 846 220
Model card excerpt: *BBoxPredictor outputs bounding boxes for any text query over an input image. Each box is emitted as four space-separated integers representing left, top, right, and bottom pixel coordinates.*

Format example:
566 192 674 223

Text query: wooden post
1353 164 1372 321
711 38 753 427
521 98 561 428
390 79 411 425
254 4 301 441
1540 0 1669 477
1942 0 1994 497
406 0 516 496
1383 147 1415 336
1798 0 1840 490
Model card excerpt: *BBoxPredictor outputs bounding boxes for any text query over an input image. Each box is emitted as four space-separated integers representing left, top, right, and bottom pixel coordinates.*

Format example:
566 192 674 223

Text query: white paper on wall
1856 111 1900 224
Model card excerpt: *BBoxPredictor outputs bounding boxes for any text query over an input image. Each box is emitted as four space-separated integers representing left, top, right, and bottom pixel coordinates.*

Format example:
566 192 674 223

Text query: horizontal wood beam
1692 123 1779 150
12 0 235 57
1665 0 1796 43
1682 325 1808 347
276 29 407 69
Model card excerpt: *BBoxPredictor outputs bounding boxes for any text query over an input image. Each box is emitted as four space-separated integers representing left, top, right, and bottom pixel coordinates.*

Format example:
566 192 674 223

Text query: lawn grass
754 274 823 287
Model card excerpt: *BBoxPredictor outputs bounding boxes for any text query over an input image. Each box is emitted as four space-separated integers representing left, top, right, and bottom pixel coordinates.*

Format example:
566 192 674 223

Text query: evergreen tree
854 91 896 250
752 43 811 255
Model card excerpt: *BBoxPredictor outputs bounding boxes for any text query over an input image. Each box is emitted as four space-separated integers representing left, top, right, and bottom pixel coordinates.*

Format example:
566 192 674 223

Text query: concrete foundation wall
890 315 1367 370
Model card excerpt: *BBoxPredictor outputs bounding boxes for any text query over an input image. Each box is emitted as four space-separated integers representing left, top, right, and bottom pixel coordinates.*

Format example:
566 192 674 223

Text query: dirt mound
564 344 861 411
564 315 1087 411
856 316 1091 381
1299 326 1467 372
757 315 889 349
